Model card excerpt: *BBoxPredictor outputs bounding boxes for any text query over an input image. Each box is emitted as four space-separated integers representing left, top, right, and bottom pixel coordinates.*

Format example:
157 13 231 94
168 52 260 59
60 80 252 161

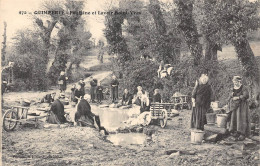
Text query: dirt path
79 49 110 70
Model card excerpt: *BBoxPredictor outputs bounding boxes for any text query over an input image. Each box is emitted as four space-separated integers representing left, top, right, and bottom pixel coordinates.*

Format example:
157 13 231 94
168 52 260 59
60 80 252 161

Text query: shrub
6 29 49 91
121 59 158 95
159 56 239 105
7 53 48 91
68 67 92 84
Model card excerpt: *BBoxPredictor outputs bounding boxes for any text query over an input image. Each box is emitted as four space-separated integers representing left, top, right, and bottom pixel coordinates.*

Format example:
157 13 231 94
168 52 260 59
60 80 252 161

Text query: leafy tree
174 0 203 66
8 29 48 90
207 0 260 104
122 59 158 94
48 0 91 84
104 8 132 67
196 0 222 61
148 0 180 64
34 0 62 62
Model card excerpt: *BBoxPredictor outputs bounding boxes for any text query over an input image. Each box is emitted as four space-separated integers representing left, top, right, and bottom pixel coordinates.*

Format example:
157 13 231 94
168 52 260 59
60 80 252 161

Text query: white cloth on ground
125 111 151 126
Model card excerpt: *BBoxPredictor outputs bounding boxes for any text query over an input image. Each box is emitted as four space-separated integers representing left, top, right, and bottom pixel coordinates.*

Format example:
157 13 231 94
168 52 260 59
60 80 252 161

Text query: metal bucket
206 113 216 125
191 130 204 144
216 114 228 128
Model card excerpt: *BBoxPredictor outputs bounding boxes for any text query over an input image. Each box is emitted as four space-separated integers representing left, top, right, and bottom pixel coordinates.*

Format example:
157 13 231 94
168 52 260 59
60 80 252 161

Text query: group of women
191 72 250 141
52 70 252 140
119 86 162 113
47 91 109 135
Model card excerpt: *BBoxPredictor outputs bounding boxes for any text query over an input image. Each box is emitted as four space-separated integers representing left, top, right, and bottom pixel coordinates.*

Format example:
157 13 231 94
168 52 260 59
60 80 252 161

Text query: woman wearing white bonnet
228 75 250 141
191 71 213 130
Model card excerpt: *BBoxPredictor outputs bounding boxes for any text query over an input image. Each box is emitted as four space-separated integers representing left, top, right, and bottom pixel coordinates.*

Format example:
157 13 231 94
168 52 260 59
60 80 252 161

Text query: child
96 82 104 104
41 92 56 104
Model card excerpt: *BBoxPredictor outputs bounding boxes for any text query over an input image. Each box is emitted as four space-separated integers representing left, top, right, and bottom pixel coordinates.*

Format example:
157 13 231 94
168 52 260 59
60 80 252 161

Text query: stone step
204 124 227 134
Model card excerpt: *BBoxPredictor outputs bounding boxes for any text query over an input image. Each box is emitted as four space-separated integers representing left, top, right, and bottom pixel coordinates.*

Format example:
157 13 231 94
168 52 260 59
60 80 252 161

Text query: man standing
96 82 104 104
110 75 119 103
58 71 68 93
90 77 97 103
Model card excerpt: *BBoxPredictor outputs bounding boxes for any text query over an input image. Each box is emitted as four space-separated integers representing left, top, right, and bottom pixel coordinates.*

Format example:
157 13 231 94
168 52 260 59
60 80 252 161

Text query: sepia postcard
1 0 259 165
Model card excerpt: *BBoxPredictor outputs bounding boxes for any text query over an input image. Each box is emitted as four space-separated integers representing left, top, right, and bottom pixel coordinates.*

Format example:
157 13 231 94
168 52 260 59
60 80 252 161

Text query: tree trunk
1 22 7 66
175 0 202 66
205 37 218 61
148 0 167 35
35 18 58 64
148 0 178 64
233 39 260 105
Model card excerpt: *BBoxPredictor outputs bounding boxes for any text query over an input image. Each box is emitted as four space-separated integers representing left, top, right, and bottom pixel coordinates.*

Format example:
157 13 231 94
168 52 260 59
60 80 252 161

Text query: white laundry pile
124 108 152 127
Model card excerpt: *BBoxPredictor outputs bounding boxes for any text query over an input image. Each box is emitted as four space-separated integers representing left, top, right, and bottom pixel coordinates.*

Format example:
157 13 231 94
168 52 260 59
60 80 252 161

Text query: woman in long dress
75 95 109 135
191 73 213 130
47 98 67 124
58 71 67 93
90 77 97 103
228 76 250 141
110 75 119 103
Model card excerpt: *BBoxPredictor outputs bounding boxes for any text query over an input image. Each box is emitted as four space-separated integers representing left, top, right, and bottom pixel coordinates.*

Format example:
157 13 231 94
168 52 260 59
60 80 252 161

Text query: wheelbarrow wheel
160 110 168 128
3 109 18 132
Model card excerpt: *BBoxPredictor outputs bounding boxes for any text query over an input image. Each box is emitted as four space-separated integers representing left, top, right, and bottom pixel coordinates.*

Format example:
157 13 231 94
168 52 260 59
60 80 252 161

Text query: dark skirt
229 100 250 136
77 115 95 127
90 87 96 100
47 111 67 124
60 84 66 91
77 115 108 134
111 87 118 100
191 106 207 130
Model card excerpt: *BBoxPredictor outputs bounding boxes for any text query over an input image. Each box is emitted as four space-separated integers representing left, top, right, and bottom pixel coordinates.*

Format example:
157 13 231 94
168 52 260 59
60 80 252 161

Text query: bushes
7 52 48 91
160 57 196 102
68 67 92 84
6 30 49 91
11 79 30 91
48 53 69 85
158 56 241 105
121 59 158 95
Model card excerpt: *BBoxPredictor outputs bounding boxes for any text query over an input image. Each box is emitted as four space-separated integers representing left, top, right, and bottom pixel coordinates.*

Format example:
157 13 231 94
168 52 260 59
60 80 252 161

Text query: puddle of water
107 133 146 146
92 106 147 146
92 107 130 131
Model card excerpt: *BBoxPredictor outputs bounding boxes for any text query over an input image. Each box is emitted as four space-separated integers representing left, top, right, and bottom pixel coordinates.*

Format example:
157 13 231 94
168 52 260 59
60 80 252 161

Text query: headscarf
232 76 242 89
199 74 209 85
